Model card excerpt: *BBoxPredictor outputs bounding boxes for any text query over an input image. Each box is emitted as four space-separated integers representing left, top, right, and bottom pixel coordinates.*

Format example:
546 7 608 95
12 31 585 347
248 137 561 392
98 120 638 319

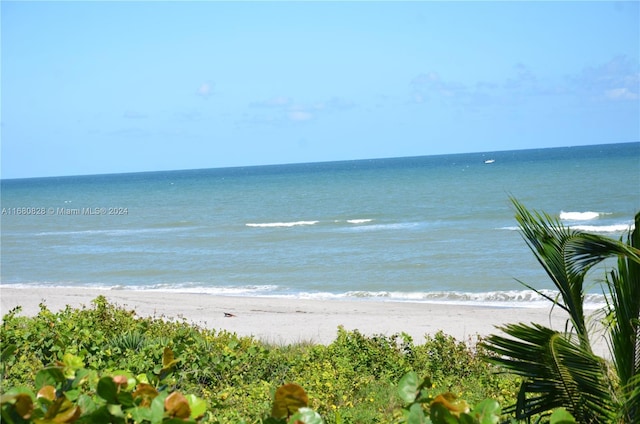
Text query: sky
1 1 639 179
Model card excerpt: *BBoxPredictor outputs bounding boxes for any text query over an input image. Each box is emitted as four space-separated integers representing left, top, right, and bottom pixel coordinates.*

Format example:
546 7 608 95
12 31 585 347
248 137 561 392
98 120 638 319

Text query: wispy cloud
197 82 213 98
411 72 467 100
567 55 639 101
288 110 313 122
244 95 355 125
409 55 639 109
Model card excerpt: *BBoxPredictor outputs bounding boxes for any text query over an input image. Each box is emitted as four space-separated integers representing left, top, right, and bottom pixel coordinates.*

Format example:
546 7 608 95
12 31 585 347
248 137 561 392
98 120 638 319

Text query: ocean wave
346 222 423 232
0 282 281 296
501 223 633 234
346 219 373 224
244 218 424 231
1 283 606 309
569 224 633 233
289 289 606 309
35 227 190 237
245 221 319 228
560 211 602 221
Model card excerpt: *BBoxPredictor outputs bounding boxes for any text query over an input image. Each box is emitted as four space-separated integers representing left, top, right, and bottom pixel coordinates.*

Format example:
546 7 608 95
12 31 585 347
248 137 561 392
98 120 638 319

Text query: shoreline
1 286 599 348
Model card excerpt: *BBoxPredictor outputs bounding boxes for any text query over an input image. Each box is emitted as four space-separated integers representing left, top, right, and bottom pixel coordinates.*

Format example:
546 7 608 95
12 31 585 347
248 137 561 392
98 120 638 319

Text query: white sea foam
0 283 608 309
570 224 633 233
560 211 601 221
246 221 319 228
291 289 606 309
347 222 422 232
501 223 633 234
346 219 373 224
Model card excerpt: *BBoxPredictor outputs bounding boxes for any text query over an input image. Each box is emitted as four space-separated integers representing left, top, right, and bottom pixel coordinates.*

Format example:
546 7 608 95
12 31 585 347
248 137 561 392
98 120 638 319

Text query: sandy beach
0 287 601 349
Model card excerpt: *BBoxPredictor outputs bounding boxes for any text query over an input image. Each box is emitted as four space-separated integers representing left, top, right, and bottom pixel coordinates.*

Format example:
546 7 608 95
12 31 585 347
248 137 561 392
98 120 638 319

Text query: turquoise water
1 142 638 307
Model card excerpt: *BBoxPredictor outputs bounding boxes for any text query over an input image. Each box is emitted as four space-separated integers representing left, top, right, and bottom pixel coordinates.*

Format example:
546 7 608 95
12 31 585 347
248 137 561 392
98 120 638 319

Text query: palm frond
511 198 639 348
483 201 640 423
604 212 640 423
483 322 616 423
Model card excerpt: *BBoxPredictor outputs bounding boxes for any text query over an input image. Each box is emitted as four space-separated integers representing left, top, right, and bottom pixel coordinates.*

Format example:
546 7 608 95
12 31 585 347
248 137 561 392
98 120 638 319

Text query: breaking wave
2 283 607 309
246 221 319 228
560 211 602 221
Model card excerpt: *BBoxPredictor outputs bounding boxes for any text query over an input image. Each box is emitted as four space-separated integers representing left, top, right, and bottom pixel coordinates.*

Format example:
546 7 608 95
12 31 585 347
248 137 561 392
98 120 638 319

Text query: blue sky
2 1 639 179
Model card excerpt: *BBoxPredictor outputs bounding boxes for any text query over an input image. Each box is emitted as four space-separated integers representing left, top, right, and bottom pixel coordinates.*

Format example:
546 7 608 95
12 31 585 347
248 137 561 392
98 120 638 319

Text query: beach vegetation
1 298 519 422
482 200 640 423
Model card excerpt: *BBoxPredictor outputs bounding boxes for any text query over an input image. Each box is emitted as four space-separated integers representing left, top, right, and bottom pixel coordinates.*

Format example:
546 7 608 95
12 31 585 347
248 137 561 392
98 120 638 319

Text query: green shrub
1 297 520 422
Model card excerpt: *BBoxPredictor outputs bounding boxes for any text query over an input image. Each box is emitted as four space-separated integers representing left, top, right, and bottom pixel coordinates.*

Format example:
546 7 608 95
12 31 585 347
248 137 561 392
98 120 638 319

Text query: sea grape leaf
107 403 125 418
398 371 420 403
150 392 168 424
61 353 84 378
111 370 136 391
76 393 100 417
164 392 191 419
405 402 427 424
431 393 470 417
185 394 207 419
72 368 93 389
130 405 155 423
35 367 65 388
288 407 323 424
271 383 309 418
43 396 81 422
10 393 34 419
36 385 56 402
471 398 501 424
117 390 134 408
1 343 17 362
430 402 459 424
133 383 159 407
162 347 180 371
97 376 118 404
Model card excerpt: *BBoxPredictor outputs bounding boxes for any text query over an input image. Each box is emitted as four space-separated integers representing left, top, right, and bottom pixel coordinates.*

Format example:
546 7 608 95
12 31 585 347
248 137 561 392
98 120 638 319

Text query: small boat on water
484 159 495 164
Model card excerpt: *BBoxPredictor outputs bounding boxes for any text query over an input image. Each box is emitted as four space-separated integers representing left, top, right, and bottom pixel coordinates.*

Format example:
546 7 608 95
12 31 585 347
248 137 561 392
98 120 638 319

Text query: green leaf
550 407 577 424
107 403 124 418
458 414 478 424
398 371 421 404
288 407 323 424
405 402 427 424
149 391 167 424
61 353 84 375
185 394 207 419
96 377 118 404
35 367 66 388
130 405 155 423
470 399 500 424
116 391 134 408
1 344 17 362
430 402 459 424
72 368 93 389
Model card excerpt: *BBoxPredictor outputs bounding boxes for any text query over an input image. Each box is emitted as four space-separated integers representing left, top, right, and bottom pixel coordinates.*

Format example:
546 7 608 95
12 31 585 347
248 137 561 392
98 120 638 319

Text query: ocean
1 142 639 308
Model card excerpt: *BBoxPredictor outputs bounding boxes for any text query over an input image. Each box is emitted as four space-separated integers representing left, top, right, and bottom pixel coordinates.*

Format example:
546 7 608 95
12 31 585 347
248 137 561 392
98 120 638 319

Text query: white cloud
197 82 213 98
250 96 293 108
244 95 355 125
568 56 639 102
605 88 638 101
288 110 313 121
410 72 468 103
